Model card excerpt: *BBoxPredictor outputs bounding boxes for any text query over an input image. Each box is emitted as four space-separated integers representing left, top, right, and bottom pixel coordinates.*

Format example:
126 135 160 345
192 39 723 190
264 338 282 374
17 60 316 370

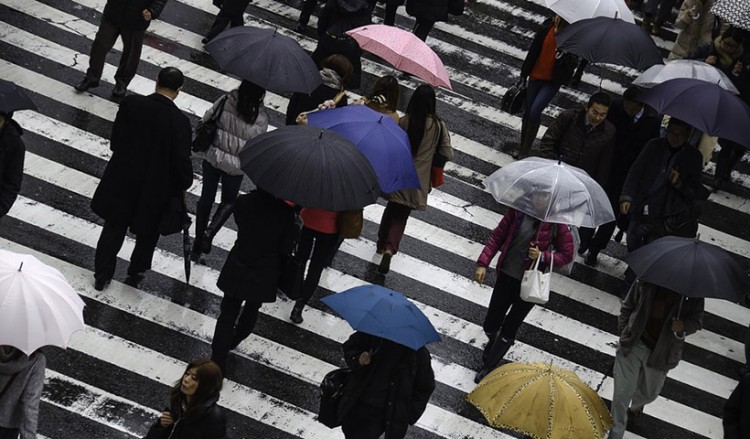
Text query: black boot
201 202 235 254
517 121 540 159
481 331 498 364
192 203 211 261
290 301 305 324
475 337 515 383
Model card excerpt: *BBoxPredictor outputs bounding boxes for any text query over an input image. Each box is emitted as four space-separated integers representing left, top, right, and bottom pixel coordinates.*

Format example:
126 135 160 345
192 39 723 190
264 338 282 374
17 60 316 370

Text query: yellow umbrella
467 362 613 439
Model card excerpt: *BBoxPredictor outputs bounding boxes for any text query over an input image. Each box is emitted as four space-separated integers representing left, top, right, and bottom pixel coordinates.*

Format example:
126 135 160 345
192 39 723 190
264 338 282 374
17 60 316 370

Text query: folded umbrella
0 79 37 114
711 0 750 31
545 0 635 24
307 105 421 193
321 285 441 350
633 59 739 94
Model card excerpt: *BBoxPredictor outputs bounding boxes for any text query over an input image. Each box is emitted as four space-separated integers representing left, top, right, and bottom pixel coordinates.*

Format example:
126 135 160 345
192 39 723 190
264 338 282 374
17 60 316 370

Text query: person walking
337 332 435 439
668 0 718 60
405 0 455 41
724 371 750 439
191 80 268 263
73 0 169 98
202 0 251 43
376 84 453 274
688 27 745 76
473 203 574 383
210 189 297 372
0 112 25 220
513 15 579 159
0 346 45 439
295 0 325 32
640 0 677 35
607 280 704 439
91 67 193 291
144 358 226 439
286 55 352 125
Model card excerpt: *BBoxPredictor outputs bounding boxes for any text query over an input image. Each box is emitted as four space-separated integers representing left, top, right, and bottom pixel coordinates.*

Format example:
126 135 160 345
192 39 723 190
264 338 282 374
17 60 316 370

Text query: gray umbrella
205 26 322 94
239 125 380 211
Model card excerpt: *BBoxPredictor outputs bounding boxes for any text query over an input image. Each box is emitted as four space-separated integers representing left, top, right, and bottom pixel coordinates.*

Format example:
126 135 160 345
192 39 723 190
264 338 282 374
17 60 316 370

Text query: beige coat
669 0 716 60
387 115 453 210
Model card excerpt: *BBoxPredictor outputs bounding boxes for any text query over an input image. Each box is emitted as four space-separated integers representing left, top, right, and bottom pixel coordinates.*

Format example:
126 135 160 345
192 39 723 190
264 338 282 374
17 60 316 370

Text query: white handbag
520 251 553 304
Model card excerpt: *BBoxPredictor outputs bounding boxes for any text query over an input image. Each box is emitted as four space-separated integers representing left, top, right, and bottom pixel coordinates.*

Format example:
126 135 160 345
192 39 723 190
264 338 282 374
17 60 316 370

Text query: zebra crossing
1 0 748 437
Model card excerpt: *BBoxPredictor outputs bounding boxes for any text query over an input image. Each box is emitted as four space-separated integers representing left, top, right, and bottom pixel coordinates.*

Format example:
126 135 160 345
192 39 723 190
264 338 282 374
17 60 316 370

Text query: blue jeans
523 79 560 125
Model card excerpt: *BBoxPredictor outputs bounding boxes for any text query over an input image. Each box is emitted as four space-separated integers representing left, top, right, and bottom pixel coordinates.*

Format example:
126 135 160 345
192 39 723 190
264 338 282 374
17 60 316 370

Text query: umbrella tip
18 262 23 271
378 115 383 123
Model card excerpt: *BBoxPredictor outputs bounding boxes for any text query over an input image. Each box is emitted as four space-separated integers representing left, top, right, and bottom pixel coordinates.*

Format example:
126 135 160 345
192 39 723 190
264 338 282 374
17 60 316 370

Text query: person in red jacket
473 204 574 382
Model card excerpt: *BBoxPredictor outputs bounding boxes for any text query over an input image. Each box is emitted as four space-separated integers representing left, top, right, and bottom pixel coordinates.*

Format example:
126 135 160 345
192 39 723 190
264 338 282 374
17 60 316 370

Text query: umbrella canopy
0 79 37 114
346 24 452 89
468 362 613 439
624 235 750 301
483 157 615 227
545 0 635 24
555 17 663 70
307 105 421 193
638 78 750 148
239 125 380 211
205 26 322 94
321 285 441 350
711 0 750 31
633 59 740 94
0 249 85 356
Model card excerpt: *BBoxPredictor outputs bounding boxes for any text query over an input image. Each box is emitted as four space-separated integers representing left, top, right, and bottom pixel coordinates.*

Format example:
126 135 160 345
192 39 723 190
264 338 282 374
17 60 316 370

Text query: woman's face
721 37 739 53
181 368 199 397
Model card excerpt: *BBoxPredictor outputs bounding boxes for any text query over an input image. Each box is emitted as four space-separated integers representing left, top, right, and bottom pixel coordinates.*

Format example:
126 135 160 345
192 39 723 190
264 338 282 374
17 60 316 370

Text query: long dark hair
405 84 437 156
169 358 223 416
237 80 266 124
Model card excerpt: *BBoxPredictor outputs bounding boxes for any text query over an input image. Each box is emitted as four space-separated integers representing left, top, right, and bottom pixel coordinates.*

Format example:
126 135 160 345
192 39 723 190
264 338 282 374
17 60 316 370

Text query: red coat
477 209 574 271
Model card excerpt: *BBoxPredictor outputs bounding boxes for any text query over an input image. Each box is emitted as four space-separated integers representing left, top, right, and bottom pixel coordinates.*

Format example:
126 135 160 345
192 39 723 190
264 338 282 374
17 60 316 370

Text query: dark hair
622 86 642 102
405 84 437 156
169 358 223 416
157 67 185 92
237 80 265 124
587 91 611 108
668 117 692 132
368 75 400 112
321 54 353 89
722 27 744 43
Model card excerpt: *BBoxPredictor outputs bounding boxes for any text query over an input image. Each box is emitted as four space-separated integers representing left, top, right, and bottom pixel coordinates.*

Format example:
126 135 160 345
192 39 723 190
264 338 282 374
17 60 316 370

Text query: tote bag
520 251 553 304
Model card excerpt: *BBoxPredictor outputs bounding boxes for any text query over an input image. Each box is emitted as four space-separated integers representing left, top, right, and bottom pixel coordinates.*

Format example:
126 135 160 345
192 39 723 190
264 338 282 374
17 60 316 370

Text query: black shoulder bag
192 95 228 153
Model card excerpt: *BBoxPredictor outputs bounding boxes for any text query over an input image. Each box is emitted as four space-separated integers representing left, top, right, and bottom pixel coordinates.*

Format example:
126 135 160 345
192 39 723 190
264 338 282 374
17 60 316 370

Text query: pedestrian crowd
1 0 749 438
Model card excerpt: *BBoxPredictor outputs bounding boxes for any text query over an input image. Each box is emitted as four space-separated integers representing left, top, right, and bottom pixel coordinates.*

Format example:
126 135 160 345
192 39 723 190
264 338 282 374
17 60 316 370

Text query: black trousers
578 221 617 255
211 295 263 371
94 221 160 281
86 17 146 87
298 0 319 24
0 427 19 439
342 403 408 439
205 0 251 41
482 271 535 340
296 227 339 303
412 20 434 41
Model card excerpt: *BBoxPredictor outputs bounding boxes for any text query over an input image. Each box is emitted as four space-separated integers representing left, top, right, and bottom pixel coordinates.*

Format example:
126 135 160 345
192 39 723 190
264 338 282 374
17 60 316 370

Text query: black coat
724 372 750 439
406 0 450 23
285 84 349 125
339 333 435 437
144 396 226 439
216 190 296 302
103 0 169 30
520 19 579 86
91 93 193 234
0 119 25 218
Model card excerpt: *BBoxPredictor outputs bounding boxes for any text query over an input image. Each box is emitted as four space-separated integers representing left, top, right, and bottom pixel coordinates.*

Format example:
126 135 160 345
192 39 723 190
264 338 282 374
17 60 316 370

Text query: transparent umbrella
483 157 615 227
633 60 740 94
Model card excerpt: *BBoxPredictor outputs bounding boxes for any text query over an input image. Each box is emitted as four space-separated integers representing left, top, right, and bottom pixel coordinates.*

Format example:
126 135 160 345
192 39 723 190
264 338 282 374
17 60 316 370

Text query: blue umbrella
321 285 441 350
307 105 421 193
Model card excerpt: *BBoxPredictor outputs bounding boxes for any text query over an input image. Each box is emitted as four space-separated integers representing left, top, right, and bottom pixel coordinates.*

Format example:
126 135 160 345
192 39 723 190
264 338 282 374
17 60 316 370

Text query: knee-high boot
192 204 211 259
201 202 235 254
518 120 541 159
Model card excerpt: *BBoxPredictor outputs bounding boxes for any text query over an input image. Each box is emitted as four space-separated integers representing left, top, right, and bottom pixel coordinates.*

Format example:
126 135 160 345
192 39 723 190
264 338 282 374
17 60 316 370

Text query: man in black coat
74 0 169 98
202 0 252 44
91 67 193 291
0 113 25 219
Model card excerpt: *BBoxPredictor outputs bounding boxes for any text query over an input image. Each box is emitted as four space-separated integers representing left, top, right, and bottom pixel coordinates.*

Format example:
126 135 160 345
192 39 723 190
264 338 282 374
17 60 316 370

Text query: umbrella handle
672 297 686 340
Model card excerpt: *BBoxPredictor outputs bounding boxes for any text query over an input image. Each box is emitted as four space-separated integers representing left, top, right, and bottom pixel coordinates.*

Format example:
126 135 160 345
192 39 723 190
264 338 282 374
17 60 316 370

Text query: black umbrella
0 79 37 114
555 17 663 70
239 125 380 211
624 235 750 302
205 26 322 94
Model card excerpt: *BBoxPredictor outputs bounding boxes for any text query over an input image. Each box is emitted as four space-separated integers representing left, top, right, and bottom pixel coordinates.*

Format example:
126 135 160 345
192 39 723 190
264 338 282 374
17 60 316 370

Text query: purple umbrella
638 78 750 148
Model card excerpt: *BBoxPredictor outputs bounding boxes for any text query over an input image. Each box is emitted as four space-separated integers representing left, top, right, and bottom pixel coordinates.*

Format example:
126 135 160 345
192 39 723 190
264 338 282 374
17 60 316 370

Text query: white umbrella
0 249 85 355
483 157 615 227
544 0 635 24
633 59 740 94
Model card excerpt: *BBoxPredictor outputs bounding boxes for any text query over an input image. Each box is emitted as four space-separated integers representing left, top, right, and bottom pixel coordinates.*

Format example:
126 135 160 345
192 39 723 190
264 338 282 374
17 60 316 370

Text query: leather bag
192 95 228 153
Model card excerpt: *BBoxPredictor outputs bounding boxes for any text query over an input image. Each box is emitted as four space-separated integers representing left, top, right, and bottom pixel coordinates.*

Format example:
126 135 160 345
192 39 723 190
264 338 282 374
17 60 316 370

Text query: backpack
551 224 579 276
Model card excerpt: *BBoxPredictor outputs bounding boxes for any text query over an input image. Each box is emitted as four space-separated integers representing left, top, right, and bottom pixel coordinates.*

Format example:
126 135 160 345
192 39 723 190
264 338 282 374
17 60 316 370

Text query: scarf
714 36 744 68
320 68 343 90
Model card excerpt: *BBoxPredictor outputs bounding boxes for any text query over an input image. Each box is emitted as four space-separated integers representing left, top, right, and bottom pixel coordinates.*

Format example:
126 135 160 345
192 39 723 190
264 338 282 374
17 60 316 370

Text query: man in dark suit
73 0 169 98
91 67 193 291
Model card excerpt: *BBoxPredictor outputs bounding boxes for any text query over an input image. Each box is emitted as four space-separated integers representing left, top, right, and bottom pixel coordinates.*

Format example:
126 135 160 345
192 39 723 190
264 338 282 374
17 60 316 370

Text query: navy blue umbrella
307 105 421 193
322 285 441 350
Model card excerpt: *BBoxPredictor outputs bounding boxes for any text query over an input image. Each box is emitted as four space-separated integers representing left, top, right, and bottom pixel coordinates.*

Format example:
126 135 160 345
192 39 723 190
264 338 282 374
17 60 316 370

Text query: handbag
192 95 228 153
278 213 305 300
295 90 347 125
337 209 364 239
500 79 527 115
317 367 351 428
519 250 553 304
158 192 189 236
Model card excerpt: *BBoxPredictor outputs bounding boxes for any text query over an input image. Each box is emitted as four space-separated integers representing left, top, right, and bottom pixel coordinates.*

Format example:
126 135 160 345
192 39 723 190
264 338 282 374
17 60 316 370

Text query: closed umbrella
545 0 635 24
633 59 740 94
0 249 85 356
483 157 615 227
711 0 750 31
0 79 37 114
239 125 380 211
205 26 322 94
307 105 421 193
468 362 613 439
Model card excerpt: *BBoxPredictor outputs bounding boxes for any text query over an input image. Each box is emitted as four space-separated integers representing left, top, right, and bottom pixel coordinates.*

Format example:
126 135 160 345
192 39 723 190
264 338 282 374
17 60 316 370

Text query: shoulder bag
317 367 351 428
501 78 527 115
519 250 553 304
192 95 229 153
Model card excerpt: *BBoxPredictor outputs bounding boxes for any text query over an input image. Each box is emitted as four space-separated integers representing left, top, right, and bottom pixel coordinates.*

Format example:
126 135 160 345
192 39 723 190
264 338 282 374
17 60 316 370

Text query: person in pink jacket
473 207 574 382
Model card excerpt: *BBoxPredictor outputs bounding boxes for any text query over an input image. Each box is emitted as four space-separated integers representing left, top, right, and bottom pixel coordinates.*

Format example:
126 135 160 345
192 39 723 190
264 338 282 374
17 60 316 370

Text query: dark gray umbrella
0 79 37 114
624 235 750 302
555 17 663 70
639 78 750 148
239 125 380 211
205 26 322 94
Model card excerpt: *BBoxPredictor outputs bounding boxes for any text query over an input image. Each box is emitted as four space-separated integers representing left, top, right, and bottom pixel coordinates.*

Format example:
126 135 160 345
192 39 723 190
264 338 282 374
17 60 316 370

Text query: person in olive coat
210 189 297 373
0 113 25 220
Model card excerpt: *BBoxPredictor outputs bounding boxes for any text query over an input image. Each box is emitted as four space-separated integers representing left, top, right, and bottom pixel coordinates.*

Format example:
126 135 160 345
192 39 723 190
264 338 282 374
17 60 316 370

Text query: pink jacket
477 209 574 271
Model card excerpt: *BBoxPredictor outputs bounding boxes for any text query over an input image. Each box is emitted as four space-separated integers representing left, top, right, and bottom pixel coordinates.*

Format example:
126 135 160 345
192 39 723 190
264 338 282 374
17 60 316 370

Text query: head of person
237 80 266 124
169 358 223 414
156 67 185 100
586 91 611 128
719 27 743 54
320 54 353 90
622 86 645 118
405 84 437 156
666 118 692 149
368 75 400 112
